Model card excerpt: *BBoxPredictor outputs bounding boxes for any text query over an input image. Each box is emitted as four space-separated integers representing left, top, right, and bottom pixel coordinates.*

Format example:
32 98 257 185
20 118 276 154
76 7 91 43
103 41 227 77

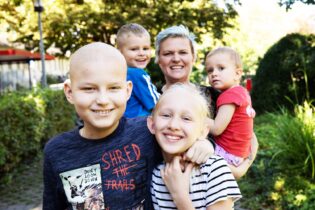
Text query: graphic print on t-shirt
60 164 105 210
101 143 148 209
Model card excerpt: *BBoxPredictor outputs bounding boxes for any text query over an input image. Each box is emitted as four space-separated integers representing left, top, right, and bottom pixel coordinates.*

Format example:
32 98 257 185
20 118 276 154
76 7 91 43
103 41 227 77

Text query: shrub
46 74 67 85
38 89 76 144
238 114 281 209
0 91 45 174
0 89 76 183
146 58 165 92
251 33 315 114
239 108 315 209
272 101 315 180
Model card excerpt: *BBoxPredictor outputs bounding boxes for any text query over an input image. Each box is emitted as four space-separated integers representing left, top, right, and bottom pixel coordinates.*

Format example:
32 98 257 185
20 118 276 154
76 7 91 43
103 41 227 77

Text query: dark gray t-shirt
43 117 161 210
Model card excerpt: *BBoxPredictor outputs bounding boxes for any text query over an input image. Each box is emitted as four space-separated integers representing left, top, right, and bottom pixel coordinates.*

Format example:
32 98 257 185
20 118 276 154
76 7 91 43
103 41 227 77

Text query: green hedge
0 89 75 179
251 33 315 114
38 89 76 144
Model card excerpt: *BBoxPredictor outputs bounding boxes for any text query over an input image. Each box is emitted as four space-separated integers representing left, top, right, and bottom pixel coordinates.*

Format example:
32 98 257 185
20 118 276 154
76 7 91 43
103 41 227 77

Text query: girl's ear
64 79 74 104
147 116 156 135
200 118 211 138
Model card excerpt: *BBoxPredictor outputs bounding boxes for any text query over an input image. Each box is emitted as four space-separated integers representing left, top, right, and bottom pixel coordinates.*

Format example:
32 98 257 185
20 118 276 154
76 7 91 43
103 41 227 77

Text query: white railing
0 58 69 93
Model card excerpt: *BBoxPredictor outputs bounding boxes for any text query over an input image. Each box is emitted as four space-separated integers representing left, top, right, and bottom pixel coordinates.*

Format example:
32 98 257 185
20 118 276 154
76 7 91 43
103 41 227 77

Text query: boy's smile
65 45 132 139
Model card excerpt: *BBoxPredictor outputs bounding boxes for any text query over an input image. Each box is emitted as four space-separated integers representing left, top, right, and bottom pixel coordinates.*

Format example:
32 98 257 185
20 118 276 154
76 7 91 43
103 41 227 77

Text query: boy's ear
146 116 156 135
126 81 133 100
64 79 74 104
201 118 211 138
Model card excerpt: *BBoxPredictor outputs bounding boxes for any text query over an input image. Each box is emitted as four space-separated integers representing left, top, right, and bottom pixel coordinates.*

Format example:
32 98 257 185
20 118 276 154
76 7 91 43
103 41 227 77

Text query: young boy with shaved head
43 42 214 210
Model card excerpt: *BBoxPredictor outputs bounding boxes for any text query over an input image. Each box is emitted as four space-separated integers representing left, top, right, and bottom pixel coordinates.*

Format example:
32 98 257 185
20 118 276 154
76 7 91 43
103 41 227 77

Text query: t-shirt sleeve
216 87 247 108
130 70 160 111
204 157 242 206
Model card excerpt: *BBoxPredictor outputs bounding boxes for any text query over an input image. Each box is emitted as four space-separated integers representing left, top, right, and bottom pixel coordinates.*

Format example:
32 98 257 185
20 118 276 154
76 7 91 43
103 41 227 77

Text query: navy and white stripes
151 156 242 209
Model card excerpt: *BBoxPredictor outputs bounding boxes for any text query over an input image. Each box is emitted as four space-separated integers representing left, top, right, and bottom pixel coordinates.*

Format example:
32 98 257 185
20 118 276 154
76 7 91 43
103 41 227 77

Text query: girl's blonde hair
152 83 210 121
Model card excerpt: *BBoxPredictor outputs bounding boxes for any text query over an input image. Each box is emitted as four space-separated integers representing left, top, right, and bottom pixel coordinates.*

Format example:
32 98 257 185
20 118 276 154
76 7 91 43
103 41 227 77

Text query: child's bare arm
209 104 235 136
229 132 259 179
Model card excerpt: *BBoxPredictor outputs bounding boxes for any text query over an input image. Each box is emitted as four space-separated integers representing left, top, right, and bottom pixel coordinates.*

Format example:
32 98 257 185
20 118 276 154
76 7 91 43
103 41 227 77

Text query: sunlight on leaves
274 177 285 191
294 193 307 206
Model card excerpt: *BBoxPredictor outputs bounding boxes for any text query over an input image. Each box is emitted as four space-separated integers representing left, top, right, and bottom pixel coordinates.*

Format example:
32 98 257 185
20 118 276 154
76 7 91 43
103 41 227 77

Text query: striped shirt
151 156 242 209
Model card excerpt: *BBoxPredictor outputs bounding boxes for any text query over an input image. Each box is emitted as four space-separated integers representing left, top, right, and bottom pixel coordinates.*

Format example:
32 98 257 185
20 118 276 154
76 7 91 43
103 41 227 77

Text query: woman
154 25 258 179
155 25 219 118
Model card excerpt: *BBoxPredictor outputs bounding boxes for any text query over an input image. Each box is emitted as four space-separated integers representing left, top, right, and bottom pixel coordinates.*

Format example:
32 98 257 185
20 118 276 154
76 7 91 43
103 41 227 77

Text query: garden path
0 154 43 210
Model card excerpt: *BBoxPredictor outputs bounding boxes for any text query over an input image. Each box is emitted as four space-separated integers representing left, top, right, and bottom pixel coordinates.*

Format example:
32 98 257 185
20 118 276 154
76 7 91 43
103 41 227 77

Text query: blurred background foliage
0 0 238 55
252 33 315 114
239 101 315 209
1 0 315 87
1 0 315 208
0 89 75 184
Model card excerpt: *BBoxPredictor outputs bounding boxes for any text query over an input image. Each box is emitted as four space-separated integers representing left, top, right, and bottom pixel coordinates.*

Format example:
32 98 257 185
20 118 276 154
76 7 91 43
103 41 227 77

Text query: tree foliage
251 33 315 114
279 0 315 9
0 0 237 56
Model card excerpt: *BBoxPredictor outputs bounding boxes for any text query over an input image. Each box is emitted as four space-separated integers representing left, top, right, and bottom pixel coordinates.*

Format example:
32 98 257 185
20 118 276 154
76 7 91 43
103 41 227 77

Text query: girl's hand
161 156 195 209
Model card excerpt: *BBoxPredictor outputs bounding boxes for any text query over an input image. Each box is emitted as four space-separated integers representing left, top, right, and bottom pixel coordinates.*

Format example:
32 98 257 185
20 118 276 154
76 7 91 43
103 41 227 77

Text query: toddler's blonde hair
116 23 150 48
206 46 242 69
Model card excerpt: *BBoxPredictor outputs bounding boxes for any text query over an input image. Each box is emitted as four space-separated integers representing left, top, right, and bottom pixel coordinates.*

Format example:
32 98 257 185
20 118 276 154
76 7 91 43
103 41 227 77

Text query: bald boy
43 42 161 210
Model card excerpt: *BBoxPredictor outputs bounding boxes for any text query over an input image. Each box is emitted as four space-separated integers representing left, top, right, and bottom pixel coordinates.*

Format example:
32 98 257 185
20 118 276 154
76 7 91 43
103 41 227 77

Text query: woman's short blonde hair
155 25 197 63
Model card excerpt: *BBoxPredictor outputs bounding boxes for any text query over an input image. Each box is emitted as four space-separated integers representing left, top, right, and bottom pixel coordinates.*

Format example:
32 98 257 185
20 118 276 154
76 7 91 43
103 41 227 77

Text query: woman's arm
184 138 214 164
229 132 259 179
209 104 235 136
184 120 213 164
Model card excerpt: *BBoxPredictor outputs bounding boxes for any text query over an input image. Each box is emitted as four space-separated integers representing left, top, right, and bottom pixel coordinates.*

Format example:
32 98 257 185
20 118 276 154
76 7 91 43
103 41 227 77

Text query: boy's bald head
64 42 132 139
69 42 127 80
